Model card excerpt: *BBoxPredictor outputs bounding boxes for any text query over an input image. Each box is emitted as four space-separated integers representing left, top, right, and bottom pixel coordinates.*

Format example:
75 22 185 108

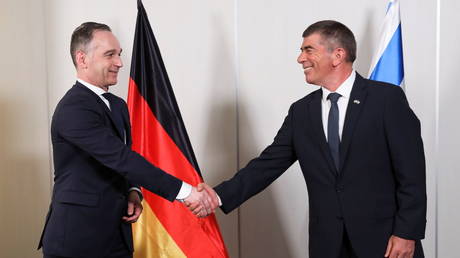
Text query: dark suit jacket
38 82 182 257
215 73 426 258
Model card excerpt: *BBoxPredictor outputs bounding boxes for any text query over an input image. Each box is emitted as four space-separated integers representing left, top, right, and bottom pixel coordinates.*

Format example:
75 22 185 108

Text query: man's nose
114 56 123 67
297 53 305 64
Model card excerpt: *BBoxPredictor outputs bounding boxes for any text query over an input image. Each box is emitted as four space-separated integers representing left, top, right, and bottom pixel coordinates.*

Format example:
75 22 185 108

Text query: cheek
94 63 105 73
307 56 319 65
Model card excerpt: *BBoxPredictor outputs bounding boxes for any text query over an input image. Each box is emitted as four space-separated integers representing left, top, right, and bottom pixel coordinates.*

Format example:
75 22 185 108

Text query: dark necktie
327 92 341 171
102 93 125 141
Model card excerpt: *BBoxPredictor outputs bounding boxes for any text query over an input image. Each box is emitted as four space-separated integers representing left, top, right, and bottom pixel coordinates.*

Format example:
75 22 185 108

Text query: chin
107 80 117 86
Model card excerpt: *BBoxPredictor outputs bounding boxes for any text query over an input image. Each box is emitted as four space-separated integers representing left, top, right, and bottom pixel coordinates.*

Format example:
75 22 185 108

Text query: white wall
1 0 458 257
438 0 460 257
0 1 51 258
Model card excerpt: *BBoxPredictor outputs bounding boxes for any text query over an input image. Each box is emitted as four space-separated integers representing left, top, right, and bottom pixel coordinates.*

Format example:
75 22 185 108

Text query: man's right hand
183 185 214 218
197 183 220 208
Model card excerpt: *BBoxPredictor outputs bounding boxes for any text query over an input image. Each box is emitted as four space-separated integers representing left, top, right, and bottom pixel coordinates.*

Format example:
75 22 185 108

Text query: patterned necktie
327 92 341 171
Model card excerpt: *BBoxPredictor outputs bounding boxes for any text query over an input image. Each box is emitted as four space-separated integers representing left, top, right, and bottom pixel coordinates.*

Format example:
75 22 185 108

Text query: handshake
182 183 219 218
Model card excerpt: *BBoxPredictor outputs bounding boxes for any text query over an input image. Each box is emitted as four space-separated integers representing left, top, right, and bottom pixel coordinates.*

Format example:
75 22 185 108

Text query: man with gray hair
198 20 426 258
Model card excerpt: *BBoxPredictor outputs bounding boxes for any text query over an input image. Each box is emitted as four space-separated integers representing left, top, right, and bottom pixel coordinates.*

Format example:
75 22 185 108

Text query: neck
322 67 353 92
77 73 108 92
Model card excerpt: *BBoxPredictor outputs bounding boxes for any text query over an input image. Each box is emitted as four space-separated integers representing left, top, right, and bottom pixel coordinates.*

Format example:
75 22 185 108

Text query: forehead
89 30 121 51
300 33 324 48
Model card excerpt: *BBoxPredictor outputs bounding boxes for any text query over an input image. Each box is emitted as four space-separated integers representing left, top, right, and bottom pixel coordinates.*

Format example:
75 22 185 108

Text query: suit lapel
108 99 126 141
339 74 368 171
121 104 132 147
75 82 125 141
307 89 338 175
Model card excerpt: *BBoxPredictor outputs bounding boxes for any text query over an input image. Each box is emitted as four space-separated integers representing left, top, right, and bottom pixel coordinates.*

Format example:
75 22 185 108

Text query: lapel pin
353 100 360 104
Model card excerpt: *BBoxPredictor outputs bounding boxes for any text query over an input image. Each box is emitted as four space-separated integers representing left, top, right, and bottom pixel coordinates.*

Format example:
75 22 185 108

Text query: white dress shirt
321 71 356 141
77 79 110 108
77 79 192 200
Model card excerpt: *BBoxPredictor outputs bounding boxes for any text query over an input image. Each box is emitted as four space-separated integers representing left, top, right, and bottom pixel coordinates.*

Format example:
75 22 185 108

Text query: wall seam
40 0 54 196
233 0 241 257
435 0 441 257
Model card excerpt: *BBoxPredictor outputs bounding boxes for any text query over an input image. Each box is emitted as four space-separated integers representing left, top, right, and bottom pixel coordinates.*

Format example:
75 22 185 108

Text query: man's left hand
122 191 143 223
384 235 415 258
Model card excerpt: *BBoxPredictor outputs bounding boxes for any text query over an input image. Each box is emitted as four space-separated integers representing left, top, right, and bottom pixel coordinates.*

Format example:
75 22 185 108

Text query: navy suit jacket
39 82 182 257
215 73 426 258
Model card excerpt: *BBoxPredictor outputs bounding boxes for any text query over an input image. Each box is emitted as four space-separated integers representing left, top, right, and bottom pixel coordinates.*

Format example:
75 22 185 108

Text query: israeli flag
368 0 404 86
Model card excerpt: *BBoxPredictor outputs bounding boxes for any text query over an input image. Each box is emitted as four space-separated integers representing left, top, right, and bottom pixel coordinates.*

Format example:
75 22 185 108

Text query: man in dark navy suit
197 20 426 258
38 22 213 258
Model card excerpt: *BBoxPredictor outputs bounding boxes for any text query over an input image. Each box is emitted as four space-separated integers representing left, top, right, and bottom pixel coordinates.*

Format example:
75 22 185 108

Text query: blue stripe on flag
369 24 404 86
386 2 392 12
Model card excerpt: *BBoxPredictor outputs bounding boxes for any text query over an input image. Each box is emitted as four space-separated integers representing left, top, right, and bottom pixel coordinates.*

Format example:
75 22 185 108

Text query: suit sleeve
215 105 297 214
384 87 427 240
55 97 182 202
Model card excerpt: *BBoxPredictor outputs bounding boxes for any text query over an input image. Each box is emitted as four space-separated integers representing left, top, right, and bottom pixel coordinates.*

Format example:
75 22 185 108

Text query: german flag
127 1 229 257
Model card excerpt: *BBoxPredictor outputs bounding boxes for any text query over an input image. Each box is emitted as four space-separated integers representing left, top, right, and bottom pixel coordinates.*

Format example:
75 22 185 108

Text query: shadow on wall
0 97 51 258
237 104 297 258
201 12 304 258
205 11 302 257
200 13 239 258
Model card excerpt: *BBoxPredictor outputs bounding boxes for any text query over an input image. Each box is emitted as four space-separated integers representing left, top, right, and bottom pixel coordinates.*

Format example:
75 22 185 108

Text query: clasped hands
183 183 219 218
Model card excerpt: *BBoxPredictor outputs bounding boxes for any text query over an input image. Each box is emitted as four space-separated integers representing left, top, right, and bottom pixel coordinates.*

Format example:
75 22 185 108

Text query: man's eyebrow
300 45 314 51
103 48 122 55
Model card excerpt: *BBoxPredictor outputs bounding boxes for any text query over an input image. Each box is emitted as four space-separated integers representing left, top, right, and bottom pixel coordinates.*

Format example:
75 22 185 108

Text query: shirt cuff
128 187 143 200
216 193 222 206
176 182 192 201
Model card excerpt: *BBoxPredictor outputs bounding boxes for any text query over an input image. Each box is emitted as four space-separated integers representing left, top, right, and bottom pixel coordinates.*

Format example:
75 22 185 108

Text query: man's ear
75 50 87 69
332 47 347 67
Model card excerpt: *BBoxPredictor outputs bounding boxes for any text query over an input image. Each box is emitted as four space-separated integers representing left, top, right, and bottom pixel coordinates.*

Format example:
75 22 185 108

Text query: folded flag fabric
369 0 404 86
128 1 229 257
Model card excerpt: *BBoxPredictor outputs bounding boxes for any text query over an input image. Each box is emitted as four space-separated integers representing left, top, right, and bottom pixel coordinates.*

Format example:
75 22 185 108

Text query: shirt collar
321 70 356 102
77 78 108 96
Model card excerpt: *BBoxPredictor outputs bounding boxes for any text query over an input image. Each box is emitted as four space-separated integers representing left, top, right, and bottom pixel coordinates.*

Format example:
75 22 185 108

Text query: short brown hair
302 20 356 63
70 22 111 67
